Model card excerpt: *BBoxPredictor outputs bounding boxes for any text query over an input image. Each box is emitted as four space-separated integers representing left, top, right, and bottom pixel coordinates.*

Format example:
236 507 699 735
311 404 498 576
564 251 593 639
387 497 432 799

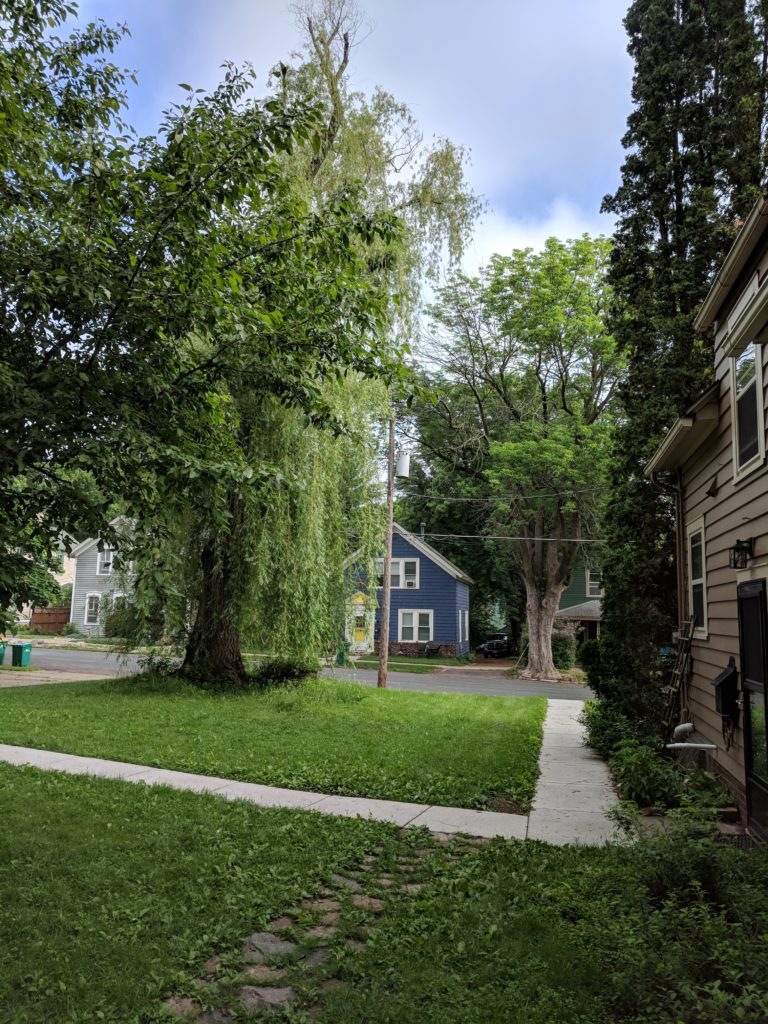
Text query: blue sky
75 0 634 268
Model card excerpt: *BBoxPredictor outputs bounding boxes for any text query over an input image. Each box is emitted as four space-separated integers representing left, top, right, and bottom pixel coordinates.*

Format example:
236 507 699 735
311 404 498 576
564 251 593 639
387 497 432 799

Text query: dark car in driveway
476 632 515 658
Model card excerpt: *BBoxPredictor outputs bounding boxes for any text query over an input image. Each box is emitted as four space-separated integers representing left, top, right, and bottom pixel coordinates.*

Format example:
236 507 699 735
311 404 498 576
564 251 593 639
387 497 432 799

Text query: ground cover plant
0 677 545 810
4 766 767 1024
0 763 397 1024
322 821 768 1024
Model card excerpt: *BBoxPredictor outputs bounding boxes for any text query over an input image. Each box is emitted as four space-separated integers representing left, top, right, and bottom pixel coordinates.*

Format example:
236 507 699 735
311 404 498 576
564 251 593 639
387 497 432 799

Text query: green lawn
0 676 545 810
0 763 395 1024
3 765 767 1024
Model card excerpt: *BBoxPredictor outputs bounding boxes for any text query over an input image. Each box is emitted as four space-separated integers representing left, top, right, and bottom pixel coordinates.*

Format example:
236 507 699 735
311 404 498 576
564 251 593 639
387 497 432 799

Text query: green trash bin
0 641 6 666
11 642 32 667
335 641 351 667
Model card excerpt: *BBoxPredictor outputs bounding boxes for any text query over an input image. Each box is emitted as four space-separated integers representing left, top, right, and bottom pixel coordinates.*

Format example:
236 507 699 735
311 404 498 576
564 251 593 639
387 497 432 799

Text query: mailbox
713 657 740 720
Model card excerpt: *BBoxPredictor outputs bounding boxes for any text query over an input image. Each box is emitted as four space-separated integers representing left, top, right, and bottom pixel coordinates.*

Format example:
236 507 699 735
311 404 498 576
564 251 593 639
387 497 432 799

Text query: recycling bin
11 642 32 667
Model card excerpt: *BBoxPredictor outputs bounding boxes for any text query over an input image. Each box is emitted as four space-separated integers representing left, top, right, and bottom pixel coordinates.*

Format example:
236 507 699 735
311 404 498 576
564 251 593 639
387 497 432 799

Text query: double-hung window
97 546 114 575
731 343 765 479
686 517 707 636
587 571 602 598
399 609 432 642
458 608 469 643
376 558 420 589
85 593 100 626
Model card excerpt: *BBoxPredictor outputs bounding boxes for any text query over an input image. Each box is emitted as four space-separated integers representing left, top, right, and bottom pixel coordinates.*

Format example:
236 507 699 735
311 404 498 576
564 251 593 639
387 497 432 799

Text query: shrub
580 699 640 758
576 637 602 680
551 628 577 670
61 621 81 636
252 656 320 689
612 738 683 807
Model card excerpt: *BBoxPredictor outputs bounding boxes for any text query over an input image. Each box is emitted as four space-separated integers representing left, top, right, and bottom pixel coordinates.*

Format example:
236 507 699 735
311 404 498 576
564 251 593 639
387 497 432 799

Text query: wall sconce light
729 538 753 570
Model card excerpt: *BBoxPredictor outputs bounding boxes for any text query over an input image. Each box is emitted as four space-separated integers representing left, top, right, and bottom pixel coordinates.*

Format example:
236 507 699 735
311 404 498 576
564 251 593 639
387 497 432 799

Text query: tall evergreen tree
598 0 767 715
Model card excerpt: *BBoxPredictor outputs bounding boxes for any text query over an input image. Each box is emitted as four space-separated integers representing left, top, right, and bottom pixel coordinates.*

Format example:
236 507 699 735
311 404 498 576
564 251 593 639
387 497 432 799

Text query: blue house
346 523 473 657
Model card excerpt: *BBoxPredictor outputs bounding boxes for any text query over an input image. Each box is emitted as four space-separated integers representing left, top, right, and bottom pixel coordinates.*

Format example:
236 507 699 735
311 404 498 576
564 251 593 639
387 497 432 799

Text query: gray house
69 520 131 635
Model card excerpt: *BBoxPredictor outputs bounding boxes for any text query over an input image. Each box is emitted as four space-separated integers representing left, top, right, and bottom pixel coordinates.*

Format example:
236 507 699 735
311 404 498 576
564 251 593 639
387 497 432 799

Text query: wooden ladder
662 618 695 736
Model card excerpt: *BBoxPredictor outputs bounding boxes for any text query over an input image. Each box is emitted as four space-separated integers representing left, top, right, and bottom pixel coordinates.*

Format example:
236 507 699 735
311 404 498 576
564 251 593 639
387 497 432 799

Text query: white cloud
461 198 616 272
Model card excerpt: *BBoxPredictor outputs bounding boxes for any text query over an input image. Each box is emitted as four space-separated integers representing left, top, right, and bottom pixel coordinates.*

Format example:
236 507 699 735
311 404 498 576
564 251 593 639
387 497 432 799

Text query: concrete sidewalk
527 699 617 844
0 699 616 844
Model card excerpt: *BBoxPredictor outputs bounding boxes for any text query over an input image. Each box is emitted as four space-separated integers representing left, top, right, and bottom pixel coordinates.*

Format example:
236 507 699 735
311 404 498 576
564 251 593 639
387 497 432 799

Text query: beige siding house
646 198 768 833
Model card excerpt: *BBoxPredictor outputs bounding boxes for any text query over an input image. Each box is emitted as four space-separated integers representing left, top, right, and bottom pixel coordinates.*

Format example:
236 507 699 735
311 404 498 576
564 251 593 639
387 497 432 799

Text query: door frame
737 577 768 837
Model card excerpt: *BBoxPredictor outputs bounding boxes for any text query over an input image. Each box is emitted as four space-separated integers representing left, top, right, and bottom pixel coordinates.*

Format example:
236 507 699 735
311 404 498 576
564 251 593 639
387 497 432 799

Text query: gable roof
393 523 473 584
69 517 128 559
644 382 720 475
344 522 474 585
555 599 601 621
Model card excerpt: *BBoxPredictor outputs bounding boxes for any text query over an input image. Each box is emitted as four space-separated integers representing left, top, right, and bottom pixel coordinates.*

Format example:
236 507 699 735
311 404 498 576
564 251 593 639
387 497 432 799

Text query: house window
731 343 765 478
97 546 114 575
458 608 469 643
587 571 602 598
85 593 100 626
686 517 707 635
399 609 433 643
376 558 420 589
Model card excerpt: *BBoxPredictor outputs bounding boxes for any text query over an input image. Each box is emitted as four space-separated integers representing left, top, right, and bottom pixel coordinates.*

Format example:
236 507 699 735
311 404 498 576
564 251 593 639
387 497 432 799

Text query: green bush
612 738 683 807
61 621 81 636
252 656 320 689
580 699 640 758
551 629 576 670
576 637 602 679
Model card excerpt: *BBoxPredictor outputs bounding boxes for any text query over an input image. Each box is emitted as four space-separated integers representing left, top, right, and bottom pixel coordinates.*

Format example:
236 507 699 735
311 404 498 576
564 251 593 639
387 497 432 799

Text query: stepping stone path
162 830 492 1021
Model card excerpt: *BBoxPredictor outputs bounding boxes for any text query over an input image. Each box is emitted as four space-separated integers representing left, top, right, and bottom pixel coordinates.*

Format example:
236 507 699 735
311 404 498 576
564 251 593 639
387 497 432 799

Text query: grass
4 766 768 1024
348 659 439 674
0 675 545 810
0 763 395 1024
323 822 768 1024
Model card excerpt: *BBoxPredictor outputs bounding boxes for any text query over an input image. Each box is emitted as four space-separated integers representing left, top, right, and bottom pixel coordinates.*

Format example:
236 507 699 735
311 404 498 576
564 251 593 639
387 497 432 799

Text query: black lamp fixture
729 538 753 570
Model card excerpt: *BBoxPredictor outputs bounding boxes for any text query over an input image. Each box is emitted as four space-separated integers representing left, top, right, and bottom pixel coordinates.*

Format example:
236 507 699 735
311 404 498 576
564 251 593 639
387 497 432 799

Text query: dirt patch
487 794 527 815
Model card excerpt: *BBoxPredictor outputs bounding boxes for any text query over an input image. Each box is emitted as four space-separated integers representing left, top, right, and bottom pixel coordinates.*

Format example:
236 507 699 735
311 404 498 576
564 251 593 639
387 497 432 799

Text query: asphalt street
19 646 593 700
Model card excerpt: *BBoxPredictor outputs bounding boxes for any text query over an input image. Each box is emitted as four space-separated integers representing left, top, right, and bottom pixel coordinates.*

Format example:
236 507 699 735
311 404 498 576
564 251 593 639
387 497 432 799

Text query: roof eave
695 196 768 332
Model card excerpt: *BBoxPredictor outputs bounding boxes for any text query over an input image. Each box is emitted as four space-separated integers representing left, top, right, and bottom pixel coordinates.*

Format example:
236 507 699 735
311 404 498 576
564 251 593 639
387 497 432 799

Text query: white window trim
686 516 708 638
458 608 468 644
96 546 114 576
730 343 765 483
398 608 433 643
84 592 101 627
586 570 603 598
376 557 420 590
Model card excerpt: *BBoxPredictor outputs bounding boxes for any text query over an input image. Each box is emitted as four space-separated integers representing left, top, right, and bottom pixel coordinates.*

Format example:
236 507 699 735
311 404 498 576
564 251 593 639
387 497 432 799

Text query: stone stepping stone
196 1011 231 1024
373 877 394 888
242 931 297 964
201 955 220 977
303 898 341 913
345 939 367 953
402 883 425 894
319 911 340 925
331 873 362 891
322 978 345 994
242 965 287 983
304 947 330 967
267 916 294 931
306 925 337 941
240 985 294 1011
162 996 198 1018
351 894 384 912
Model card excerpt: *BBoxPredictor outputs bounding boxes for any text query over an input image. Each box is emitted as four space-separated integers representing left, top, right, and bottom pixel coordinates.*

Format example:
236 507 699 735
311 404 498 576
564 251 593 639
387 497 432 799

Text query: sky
75 0 635 271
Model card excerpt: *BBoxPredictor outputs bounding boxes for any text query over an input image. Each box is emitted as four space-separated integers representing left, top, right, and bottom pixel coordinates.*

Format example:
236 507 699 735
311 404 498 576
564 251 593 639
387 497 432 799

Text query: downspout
674 467 686 630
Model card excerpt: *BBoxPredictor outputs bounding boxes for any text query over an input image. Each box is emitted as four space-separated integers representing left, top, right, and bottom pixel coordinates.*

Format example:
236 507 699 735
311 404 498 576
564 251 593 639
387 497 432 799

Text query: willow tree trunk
181 531 247 688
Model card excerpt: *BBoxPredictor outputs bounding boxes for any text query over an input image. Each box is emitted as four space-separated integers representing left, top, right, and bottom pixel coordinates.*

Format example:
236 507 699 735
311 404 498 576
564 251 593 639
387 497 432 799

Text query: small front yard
0 676 546 810
2 765 767 1024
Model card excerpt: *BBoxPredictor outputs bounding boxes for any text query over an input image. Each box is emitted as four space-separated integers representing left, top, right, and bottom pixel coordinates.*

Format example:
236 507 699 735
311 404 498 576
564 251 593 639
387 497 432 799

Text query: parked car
476 632 514 658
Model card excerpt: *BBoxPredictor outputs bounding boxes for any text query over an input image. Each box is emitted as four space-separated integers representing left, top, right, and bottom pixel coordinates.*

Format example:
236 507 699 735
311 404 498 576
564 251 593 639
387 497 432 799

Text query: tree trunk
521 583 562 680
180 532 248 689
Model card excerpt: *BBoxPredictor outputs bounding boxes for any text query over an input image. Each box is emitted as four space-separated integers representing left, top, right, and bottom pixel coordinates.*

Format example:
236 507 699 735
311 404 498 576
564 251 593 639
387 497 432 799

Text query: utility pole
377 413 396 689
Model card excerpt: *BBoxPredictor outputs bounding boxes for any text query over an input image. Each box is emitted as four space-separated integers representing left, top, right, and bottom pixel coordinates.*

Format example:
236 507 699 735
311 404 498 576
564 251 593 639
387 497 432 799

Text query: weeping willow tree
127 0 480 686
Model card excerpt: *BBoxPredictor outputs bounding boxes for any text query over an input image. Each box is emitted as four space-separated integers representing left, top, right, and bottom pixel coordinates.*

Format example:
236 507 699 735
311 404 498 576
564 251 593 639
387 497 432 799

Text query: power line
423 533 605 543
400 488 597 502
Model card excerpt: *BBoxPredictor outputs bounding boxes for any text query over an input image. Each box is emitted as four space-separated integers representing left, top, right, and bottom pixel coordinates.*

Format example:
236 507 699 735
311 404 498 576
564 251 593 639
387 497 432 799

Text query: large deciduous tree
406 237 621 679
597 0 768 715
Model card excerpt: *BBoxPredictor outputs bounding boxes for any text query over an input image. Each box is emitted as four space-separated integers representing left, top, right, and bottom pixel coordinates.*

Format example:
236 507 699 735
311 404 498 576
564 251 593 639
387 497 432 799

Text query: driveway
8 646 592 700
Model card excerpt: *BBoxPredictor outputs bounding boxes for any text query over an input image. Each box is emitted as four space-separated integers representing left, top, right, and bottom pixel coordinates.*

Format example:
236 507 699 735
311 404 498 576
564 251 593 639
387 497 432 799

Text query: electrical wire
400 488 598 502
422 533 605 543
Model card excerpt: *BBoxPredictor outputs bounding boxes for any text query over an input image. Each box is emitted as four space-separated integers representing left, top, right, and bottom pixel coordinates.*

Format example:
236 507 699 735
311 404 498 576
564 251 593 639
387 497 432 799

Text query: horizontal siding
72 544 126 636
375 534 469 646
679 280 768 796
